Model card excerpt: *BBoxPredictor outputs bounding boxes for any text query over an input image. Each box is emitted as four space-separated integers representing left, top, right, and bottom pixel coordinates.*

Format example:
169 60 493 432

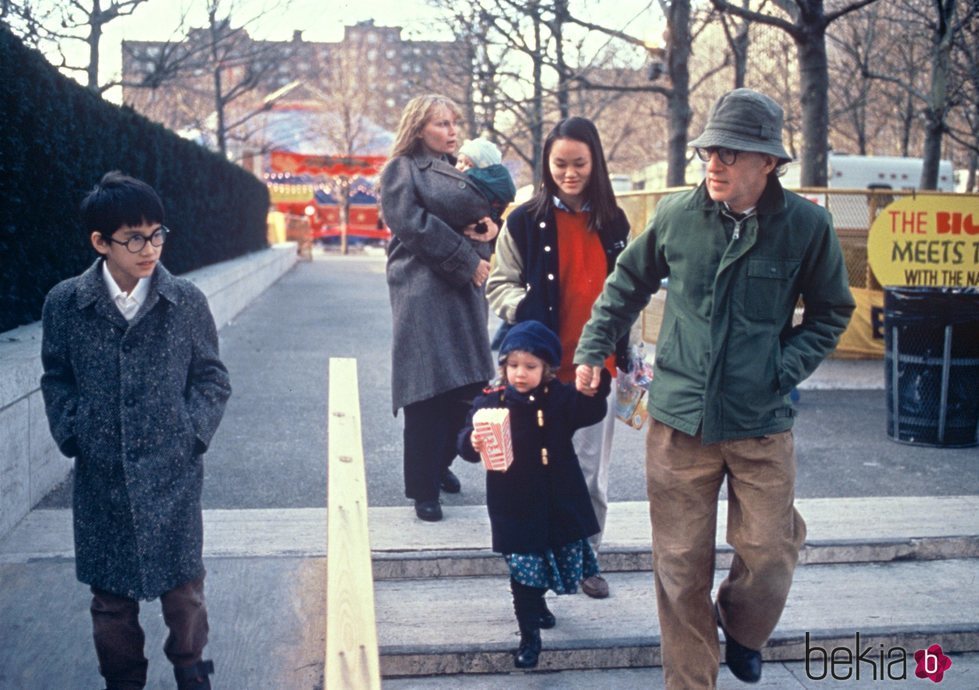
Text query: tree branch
709 0 799 37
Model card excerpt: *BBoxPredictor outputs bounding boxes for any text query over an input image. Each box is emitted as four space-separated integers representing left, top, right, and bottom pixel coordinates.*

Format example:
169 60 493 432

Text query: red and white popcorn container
473 407 513 472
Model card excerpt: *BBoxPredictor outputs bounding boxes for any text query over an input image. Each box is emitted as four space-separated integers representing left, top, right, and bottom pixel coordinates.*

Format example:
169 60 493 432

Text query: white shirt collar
102 260 150 321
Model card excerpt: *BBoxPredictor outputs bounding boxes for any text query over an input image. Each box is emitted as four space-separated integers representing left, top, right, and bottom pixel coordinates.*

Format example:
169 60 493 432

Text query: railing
325 358 381 689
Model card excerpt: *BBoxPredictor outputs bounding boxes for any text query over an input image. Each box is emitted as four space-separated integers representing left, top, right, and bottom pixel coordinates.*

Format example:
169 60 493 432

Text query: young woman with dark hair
486 116 631 597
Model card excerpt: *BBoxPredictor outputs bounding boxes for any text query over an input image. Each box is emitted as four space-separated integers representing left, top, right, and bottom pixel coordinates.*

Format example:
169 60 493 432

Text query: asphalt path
39 251 979 511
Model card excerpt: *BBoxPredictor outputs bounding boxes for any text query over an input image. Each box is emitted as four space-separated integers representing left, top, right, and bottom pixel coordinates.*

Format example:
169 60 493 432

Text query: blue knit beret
498 320 562 367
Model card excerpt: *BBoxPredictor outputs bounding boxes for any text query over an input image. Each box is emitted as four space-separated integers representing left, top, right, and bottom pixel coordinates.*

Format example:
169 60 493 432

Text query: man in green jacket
574 89 855 689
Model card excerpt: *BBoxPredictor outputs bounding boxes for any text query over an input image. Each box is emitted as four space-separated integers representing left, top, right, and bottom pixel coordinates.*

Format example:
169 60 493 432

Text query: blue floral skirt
505 538 600 594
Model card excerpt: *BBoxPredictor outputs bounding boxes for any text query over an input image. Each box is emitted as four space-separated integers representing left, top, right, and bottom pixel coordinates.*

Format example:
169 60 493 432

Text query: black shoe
174 659 214 690
539 599 556 629
514 628 541 668
414 499 443 522
716 603 762 683
440 468 461 494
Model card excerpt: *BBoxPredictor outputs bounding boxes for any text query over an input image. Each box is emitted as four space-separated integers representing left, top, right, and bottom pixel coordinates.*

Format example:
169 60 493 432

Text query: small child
457 320 611 669
456 137 517 229
40 171 231 690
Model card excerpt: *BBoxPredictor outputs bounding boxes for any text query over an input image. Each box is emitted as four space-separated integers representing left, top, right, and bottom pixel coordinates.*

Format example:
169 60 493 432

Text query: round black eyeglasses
106 226 169 253
695 147 740 166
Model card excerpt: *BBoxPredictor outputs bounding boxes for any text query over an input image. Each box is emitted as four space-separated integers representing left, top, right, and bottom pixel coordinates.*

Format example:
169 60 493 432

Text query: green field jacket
575 177 855 444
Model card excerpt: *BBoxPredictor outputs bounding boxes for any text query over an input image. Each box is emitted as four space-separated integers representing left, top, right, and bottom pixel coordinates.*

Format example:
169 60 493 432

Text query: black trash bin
884 286 979 447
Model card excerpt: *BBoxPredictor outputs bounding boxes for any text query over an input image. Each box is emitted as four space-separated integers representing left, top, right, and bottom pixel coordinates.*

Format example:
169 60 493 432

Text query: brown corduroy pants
90 576 209 689
645 420 806 690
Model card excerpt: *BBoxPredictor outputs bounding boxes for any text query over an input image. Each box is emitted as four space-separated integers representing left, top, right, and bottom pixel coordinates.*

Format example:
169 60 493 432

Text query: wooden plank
325 358 381 689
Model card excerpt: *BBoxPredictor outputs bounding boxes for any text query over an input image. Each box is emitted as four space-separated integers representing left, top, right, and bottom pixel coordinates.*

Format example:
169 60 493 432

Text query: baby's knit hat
498 320 562 368
458 138 502 168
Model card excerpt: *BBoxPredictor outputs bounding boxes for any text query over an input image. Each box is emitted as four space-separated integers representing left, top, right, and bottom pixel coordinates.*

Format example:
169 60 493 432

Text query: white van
783 153 955 191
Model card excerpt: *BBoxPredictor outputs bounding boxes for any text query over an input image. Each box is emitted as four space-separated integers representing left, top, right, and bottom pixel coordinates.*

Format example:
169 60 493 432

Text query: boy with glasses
40 171 231 690
574 90 855 688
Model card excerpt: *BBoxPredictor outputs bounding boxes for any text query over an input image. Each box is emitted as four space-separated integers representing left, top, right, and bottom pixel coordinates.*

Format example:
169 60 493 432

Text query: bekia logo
805 633 954 683
914 644 953 683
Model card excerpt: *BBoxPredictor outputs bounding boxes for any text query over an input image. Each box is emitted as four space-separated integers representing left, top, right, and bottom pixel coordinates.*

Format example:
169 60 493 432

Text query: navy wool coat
381 152 497 412
457 371 611 554
41 260 231 600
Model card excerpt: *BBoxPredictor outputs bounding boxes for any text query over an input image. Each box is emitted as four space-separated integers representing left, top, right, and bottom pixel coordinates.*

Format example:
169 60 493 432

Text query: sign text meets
867 196 979 287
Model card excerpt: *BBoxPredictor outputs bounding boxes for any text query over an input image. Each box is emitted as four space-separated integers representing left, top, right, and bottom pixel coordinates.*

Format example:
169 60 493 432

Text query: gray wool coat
40 259 231 600
380 152 497 413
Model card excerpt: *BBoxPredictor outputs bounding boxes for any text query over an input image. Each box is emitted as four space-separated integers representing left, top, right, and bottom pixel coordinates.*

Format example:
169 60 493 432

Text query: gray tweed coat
40 259 231 600
381 152 497 412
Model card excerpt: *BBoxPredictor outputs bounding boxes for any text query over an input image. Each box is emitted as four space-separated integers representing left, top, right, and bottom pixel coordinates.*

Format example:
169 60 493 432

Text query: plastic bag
615 343 654 429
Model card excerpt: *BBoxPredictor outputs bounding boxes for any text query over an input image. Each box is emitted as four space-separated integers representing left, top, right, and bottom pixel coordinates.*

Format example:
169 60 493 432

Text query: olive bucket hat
689 88 792 163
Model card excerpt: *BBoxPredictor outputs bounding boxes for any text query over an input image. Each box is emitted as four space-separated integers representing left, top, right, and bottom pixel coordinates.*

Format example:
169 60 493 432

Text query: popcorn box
472 407 513 472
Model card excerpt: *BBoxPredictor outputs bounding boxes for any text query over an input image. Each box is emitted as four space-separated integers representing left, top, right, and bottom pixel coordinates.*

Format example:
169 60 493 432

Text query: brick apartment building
121 20 470 159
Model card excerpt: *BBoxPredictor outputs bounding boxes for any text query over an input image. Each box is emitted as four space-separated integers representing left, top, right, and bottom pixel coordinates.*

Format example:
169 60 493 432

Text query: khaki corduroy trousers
645 420 806 689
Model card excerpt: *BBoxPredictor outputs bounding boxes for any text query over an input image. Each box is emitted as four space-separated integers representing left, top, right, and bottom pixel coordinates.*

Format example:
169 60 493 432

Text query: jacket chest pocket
744 258 799 322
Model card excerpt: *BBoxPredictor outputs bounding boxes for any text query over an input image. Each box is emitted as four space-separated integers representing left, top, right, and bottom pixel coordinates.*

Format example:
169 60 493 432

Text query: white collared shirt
102 261 150 322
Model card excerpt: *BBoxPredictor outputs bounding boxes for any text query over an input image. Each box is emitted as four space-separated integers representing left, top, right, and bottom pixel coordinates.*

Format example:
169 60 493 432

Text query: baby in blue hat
457 320 611 669
456 137 517 229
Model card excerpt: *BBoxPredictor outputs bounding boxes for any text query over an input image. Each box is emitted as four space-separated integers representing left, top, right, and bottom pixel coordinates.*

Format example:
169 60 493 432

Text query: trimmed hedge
0 24 270 333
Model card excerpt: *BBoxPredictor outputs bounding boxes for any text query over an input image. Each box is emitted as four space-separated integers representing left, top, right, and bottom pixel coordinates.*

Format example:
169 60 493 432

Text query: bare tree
859 0 978 188
567 1 738 187
122 1 294 159
826 4 894 155
3 0 152 93
305 30 390 253
710 0 882 186
948 6 979 190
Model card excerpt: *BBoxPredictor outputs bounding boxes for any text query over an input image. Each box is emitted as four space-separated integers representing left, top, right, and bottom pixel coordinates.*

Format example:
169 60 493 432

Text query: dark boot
173 659 214 690
538 596 556 629
511 577 546 669
515 627 541 668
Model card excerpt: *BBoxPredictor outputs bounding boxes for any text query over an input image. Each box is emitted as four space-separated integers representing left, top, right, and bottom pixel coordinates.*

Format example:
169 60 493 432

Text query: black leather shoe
414 499 443 522
716 603 762 683
539 599 556 629
514 628 541 668
174 659 214 690
440 468 461 494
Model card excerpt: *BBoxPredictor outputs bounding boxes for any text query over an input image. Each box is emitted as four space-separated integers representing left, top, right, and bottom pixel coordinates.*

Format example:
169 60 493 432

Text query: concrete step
368 496 979 578
4 497 976 575
383 654 979 690
375 558 979 677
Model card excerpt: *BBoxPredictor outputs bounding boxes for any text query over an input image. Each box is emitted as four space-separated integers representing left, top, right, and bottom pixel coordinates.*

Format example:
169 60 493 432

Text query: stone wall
0 244 297 538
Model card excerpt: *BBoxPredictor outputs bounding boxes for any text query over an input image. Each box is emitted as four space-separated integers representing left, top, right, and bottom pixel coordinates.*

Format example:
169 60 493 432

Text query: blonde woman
380 94 499 522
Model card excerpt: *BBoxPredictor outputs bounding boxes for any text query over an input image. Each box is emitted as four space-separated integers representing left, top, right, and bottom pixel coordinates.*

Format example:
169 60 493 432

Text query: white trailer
783 154 955 191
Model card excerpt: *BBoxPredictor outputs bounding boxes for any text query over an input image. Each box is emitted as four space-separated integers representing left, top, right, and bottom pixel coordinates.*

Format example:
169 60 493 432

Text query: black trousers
402 382 485 501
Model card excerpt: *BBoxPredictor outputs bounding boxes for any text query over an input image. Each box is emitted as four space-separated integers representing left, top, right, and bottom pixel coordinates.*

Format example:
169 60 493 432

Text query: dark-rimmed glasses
105 226 169 253
695 147 740 166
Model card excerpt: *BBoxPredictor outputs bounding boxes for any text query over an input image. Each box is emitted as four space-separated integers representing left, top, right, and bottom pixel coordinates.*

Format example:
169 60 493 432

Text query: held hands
463 217 500 242
575 364 604 397
472 259 491 287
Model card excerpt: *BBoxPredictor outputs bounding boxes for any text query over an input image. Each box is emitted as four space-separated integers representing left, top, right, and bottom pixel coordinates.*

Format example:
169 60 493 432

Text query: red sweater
555 208 615 384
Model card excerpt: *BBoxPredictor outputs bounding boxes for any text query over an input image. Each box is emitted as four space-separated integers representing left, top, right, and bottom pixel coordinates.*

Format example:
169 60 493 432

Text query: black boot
511 577 546 669
538 596 556 629
173 659 214 690
515 627 541 668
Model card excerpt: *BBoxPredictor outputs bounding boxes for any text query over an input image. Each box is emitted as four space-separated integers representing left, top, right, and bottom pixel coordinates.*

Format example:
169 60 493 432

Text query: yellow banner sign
867 195 979 287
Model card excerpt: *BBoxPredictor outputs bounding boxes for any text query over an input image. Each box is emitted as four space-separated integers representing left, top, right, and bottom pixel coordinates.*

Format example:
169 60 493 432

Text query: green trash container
884 286 979 447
